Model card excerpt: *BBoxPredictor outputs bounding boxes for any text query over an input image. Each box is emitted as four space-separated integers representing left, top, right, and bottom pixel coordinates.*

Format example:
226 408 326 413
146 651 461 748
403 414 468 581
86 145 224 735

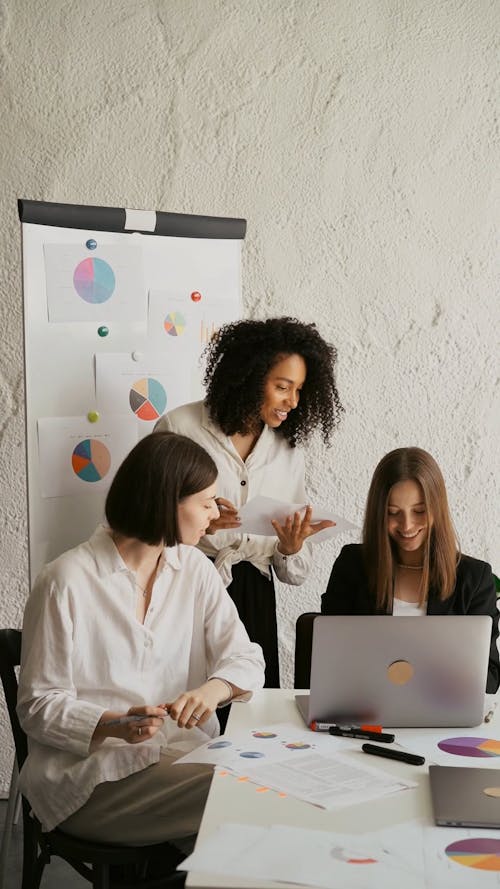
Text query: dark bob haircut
203 316 343 447
105 432 217 546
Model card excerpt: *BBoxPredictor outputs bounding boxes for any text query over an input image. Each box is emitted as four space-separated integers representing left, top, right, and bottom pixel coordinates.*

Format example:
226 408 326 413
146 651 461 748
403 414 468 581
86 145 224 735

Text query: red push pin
191 291 202 302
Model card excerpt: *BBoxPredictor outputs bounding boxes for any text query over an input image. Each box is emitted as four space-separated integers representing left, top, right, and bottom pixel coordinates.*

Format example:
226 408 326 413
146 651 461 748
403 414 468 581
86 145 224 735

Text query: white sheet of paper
243 750 417 810
37 415 138 498
180 822 426 889
424 824 500 887
95 352 191 430
237 495 358 542
44 243 146 323
172 722 352 769
396 726 500 770
174 723 416 810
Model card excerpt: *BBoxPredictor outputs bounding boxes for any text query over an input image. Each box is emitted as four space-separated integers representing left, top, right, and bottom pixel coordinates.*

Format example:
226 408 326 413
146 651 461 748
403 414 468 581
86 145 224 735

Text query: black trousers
218 560 280 732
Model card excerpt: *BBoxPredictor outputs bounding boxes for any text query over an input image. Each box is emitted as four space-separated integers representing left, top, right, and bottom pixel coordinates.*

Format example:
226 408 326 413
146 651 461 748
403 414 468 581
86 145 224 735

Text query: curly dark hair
203 317 343 446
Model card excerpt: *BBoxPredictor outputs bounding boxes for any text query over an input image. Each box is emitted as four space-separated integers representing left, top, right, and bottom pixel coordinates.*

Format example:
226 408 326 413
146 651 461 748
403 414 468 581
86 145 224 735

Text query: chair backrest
294 612 320 689
0 629 28 769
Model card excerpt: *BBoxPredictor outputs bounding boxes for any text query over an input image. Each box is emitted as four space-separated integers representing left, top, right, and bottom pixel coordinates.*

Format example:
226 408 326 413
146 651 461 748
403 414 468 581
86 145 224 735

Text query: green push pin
87 411 100 423
97 326 109 337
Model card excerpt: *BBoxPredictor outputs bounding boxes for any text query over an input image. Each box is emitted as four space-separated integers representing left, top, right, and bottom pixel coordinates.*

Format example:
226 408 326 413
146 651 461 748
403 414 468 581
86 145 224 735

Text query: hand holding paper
272 504 336 554
237 496 358 544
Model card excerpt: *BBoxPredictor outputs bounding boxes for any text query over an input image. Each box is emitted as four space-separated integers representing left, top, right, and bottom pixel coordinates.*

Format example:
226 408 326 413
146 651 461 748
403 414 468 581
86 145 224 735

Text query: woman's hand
205 497 241 534
164 679 231 729
272 506 335 555
93 705 167 745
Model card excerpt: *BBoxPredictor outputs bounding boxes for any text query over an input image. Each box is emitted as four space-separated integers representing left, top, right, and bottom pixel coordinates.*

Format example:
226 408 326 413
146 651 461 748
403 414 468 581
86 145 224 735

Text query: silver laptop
295 615 491 728
430 765 500 828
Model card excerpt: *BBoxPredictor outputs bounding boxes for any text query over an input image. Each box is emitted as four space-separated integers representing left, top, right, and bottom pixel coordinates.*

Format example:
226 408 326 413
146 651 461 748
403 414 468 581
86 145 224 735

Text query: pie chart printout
445 837 500 871
129 378 167 421
73 257 116 304
164 312 186 336
72 439 111 483
438 737 500 758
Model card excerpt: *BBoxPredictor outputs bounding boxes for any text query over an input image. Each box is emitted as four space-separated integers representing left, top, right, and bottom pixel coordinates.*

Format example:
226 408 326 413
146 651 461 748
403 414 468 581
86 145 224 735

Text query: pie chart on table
438 737 500 758
445 837 500 870
129 378 167 421
73 257 115 304
72 439 111 483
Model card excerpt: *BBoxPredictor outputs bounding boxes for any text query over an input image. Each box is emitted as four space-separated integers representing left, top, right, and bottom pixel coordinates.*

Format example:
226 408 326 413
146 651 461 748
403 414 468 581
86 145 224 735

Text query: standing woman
156 317 343 687
321 447 500 692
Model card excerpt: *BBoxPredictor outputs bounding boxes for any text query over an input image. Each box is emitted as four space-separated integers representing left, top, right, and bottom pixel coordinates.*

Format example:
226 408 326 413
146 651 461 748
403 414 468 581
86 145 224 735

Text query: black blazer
321 543 500 693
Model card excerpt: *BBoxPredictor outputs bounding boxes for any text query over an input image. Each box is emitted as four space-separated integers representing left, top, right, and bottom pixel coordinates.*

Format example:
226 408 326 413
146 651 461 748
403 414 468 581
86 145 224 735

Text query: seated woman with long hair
321 447 499 692
17 432 265 855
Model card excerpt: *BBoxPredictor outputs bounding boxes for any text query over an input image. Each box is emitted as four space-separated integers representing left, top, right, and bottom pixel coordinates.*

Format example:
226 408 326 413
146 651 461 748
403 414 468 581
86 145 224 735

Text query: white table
187 688 466 888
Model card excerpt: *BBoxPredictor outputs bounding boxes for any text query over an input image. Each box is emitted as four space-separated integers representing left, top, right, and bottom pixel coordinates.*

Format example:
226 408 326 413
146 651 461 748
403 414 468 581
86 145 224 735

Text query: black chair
293 612 320 689
0 628 185 889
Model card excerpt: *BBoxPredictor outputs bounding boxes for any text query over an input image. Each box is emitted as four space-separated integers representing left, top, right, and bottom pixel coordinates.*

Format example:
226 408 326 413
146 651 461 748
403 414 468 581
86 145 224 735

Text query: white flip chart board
19 199 245 582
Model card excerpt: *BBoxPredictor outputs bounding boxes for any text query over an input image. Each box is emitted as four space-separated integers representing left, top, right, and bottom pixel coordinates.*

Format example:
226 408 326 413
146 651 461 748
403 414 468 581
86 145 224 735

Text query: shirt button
241 480 246 486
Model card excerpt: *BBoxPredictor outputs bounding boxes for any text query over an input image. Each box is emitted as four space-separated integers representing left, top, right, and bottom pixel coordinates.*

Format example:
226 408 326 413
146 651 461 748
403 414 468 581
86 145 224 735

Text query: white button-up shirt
156 401 312 586
17 526 265 831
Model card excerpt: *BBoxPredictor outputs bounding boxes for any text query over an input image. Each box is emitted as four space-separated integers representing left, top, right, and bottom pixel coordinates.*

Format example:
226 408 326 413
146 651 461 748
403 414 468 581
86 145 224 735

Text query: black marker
329 727 395 743
361 743 425 766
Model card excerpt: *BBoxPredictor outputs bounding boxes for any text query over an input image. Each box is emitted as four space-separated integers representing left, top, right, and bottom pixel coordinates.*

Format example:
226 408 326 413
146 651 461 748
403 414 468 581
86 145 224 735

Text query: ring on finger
137 727 142 736
191 713 201 721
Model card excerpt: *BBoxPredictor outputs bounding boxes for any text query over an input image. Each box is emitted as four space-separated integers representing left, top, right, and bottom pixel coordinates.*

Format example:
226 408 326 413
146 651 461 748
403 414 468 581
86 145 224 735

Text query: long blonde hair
362 448 459 611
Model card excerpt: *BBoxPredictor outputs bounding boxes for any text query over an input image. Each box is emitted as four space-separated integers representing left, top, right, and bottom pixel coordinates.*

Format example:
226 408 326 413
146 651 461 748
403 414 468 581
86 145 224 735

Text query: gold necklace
135 553 162 597
396 563 424 570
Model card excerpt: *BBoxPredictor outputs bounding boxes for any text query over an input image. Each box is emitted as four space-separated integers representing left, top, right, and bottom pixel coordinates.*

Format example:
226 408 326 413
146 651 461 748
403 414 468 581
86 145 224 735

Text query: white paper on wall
37 415 138 498
44 243 146 323
95 352 190 430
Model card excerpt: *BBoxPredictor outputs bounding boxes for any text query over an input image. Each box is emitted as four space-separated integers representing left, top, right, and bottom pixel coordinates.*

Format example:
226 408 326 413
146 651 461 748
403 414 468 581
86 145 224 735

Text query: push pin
86 239 97 250
87 411 99 423
190 291 202 302
97 326 109 337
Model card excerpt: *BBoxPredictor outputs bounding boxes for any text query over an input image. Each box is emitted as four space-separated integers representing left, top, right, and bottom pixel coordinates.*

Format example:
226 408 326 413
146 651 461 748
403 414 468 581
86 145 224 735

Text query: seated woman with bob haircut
17 431 265 854
321 447 499 693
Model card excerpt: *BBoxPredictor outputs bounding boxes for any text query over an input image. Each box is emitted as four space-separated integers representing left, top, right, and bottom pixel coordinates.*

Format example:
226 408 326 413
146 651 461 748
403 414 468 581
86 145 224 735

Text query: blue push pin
86 238 97 250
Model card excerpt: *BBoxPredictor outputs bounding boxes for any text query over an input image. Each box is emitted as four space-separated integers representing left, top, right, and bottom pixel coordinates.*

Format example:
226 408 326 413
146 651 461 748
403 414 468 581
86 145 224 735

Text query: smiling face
259 353 307 429
387 479 432 561
177 483 219 545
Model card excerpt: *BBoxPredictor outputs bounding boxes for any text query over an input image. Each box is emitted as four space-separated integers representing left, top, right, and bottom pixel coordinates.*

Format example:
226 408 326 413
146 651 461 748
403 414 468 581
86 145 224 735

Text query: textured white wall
0 0 498 792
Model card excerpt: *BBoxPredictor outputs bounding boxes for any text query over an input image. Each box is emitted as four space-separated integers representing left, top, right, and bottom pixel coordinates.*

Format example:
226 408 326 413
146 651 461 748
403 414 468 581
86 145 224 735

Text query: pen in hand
100 712 167 727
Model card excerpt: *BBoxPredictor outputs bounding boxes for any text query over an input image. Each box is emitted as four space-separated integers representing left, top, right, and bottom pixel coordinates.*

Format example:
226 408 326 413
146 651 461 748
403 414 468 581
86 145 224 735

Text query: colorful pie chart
445 837 500 870
73 257 115 304
164 312 186 336
129 378 167 421
252 732 277 739
438 736 500 758
71 439 111 483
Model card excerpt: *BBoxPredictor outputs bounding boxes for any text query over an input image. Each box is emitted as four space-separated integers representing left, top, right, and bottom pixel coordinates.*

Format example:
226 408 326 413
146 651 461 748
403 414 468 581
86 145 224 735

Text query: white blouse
17 525 265 831
393 597 426 617
156 401 313 586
